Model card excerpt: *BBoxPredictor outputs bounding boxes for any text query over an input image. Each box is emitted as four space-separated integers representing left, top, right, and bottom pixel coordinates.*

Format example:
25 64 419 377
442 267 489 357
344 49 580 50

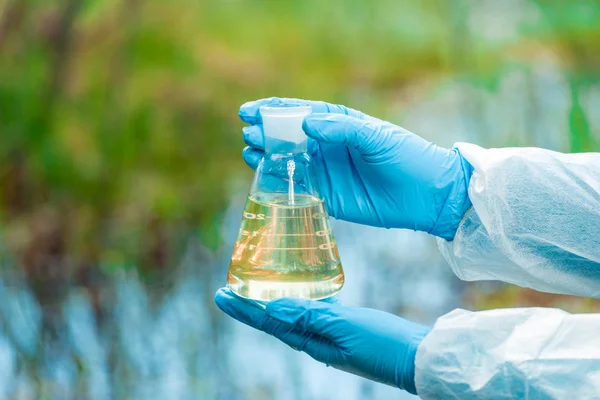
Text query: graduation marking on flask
228 192 343 300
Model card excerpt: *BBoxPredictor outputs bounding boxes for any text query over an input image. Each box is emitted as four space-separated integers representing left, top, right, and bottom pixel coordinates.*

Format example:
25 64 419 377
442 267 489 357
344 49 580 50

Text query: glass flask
227 104 344 301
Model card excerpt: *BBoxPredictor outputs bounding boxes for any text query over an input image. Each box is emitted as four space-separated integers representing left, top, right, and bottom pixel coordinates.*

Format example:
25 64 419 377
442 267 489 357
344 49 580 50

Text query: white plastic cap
260 105 312 147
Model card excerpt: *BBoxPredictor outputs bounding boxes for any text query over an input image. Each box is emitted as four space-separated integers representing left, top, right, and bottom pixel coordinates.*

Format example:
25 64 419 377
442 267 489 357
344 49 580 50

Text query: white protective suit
415 143 600 399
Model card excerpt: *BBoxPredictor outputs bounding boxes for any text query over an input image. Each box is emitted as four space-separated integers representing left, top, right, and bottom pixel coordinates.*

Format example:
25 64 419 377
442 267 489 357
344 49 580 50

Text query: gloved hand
214 287 431 395
240 97 473 240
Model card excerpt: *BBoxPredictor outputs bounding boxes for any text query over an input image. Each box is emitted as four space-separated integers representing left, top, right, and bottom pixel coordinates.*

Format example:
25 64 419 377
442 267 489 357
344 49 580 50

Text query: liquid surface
228 193 344 301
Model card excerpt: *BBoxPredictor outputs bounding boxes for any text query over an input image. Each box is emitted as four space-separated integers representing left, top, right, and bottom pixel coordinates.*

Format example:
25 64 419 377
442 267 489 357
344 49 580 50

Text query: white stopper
260 105 312 145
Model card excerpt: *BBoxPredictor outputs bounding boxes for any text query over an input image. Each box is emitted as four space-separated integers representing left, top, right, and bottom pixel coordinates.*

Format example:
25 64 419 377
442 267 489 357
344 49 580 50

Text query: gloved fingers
265 319 342 365
215 289 349 371
265 317 343 368
214 287 271 330
239 97 365 125
303 113 396 156
265 297 345 342
242 125 264 150
215 287 307 338
269 323 321 352
242 125 319 158
321 295 342 305
215 288 340 362
242 147 263 170
288 333 342 365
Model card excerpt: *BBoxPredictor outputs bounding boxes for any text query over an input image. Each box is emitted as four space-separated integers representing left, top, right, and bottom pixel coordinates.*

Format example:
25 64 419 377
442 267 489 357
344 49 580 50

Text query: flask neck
251 151 317 199
262 151 311 164
264 137 308 154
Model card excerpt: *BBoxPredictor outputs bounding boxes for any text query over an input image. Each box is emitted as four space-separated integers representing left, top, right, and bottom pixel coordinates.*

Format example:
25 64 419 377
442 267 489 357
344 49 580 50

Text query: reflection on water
0 196 463 400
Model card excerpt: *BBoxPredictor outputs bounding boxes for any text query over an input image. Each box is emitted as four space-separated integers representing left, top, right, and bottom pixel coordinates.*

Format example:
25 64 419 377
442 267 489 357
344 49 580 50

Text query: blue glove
239 98 473 240
214 287 431 395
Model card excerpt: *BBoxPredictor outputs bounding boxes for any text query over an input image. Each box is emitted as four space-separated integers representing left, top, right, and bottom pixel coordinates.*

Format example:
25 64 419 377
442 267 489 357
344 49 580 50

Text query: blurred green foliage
0 0 598 279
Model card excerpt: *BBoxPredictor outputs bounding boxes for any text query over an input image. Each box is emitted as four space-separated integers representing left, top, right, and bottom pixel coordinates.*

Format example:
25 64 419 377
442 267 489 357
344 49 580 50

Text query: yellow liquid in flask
227 193 344 301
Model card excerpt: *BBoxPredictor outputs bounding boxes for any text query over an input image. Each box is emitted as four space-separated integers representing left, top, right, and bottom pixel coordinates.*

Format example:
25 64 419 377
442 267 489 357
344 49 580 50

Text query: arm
214 288 430 395
415 307 600 399
216 288 600 399
225 98 600 399
440 144 600 298
241 98 600 297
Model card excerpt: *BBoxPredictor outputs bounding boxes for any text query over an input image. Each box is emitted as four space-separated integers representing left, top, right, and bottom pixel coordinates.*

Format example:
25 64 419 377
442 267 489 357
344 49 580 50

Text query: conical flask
227 104 344 301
